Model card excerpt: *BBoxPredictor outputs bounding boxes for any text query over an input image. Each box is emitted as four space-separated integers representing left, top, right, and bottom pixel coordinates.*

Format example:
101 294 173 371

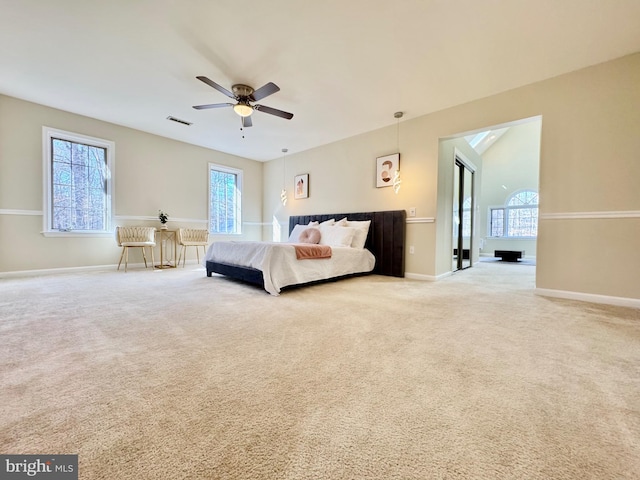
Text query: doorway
452 156 475 271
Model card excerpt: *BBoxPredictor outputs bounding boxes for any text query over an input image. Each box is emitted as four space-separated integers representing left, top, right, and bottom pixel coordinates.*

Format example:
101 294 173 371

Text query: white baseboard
535 288 640 309
0 263 171 278
0 260 208 278
0 264 117 278
405 271 452 281
405 273 639 308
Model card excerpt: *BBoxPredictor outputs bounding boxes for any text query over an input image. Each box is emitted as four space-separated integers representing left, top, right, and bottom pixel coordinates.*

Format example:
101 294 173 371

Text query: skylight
464 127 509 155
465 131 490 148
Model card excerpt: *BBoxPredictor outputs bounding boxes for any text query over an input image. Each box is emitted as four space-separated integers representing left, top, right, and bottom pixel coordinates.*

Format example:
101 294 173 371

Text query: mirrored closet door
452 157 474 272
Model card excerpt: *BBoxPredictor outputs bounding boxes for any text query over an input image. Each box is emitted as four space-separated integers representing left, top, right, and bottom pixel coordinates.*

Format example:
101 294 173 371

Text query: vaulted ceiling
1 0 639 161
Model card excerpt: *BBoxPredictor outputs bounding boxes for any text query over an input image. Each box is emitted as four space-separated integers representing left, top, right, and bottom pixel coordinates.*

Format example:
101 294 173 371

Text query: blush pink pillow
298 227 321 244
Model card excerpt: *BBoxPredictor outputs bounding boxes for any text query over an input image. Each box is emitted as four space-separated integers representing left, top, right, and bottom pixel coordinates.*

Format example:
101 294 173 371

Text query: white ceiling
1 0 639 162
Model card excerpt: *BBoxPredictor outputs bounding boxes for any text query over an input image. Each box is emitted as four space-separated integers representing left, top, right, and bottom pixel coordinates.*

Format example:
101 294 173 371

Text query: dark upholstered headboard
289 210 406 277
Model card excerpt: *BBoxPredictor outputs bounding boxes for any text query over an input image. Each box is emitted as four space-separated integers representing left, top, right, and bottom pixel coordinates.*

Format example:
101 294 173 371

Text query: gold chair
177 228 209 267
116 226 156 272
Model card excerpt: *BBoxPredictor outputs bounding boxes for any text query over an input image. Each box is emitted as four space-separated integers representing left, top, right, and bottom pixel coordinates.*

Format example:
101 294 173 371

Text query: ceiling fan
192 76 294 128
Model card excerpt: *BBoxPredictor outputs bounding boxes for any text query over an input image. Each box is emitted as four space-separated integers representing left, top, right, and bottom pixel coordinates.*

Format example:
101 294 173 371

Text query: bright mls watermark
0 455 77 479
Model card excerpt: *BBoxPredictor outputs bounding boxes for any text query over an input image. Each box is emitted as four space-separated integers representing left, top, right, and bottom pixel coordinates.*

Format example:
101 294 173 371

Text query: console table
155 229 177 269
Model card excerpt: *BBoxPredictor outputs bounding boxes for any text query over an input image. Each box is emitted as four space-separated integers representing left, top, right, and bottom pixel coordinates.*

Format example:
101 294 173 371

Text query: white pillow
344 220 371 249
319 218 335 227
320 225 356 247
335 217 348 227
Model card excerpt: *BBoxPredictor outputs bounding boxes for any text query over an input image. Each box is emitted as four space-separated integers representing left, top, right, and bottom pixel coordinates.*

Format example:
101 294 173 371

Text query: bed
205 210 406 295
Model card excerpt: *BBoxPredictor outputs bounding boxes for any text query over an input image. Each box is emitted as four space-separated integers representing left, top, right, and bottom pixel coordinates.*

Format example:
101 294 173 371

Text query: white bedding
204 241 375 295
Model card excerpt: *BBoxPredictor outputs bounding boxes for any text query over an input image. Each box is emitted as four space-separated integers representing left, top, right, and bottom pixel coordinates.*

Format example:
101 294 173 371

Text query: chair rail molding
115 215 207 224
407 217 435 224
540 210 640 220
0 209 43 216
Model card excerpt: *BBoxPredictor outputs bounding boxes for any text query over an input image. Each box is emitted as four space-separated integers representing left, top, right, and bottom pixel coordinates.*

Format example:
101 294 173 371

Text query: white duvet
204 241 375 295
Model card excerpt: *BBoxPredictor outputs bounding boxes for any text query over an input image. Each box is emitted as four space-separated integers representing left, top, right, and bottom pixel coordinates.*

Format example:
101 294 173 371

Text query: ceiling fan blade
192 103 234 110
253 104 294 120
251 82 280 102
242 116 253 128
196 76 235 99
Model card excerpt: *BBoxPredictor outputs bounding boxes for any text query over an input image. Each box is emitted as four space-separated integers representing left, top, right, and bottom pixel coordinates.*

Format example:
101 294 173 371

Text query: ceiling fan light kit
193 76 294 127
233 102 253 117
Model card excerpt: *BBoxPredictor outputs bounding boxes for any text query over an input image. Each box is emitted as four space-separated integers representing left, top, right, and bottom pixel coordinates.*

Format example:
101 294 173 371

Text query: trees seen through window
490 190 538 237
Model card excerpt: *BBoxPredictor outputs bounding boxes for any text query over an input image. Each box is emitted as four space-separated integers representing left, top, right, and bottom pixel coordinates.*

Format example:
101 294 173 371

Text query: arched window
490 190 538 237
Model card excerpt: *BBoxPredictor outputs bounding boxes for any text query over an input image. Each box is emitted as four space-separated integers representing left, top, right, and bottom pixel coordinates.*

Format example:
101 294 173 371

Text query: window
490 190 538 238
209 163 242 234
490 209 504 237
43 127 114 236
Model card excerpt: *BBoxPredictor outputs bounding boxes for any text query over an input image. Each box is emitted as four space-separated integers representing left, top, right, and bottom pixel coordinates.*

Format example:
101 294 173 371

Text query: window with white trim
43 127 114 235
490 190 538 238
209 163 242 234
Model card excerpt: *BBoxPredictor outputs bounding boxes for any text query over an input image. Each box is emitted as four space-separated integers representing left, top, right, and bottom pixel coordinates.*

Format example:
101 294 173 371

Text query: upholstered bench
494 250 524 262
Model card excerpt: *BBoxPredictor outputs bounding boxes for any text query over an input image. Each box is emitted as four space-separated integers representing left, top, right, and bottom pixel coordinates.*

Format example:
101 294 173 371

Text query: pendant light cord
282 148 288 187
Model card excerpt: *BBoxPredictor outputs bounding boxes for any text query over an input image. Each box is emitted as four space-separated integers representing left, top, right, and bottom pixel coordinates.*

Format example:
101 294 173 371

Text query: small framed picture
294 174 309 199
376 153 400 188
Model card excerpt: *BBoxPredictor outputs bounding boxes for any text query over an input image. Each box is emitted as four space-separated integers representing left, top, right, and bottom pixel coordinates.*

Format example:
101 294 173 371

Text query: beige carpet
1 263 639 479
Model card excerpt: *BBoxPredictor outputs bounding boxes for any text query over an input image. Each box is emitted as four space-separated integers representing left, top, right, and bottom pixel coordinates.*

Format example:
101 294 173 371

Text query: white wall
263 53 640 300
0 96 263 272
2 53 639 302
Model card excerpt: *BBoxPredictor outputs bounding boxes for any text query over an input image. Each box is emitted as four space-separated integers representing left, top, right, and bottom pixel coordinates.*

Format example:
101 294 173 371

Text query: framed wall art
294 173 309 199
376 153 400 188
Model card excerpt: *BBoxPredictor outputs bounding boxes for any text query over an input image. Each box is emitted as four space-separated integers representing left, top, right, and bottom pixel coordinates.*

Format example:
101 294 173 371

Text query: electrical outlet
409 207 416 217
409 245 415 254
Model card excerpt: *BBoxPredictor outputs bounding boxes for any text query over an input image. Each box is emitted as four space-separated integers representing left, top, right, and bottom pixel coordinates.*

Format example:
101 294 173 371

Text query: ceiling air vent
166 116 192 126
